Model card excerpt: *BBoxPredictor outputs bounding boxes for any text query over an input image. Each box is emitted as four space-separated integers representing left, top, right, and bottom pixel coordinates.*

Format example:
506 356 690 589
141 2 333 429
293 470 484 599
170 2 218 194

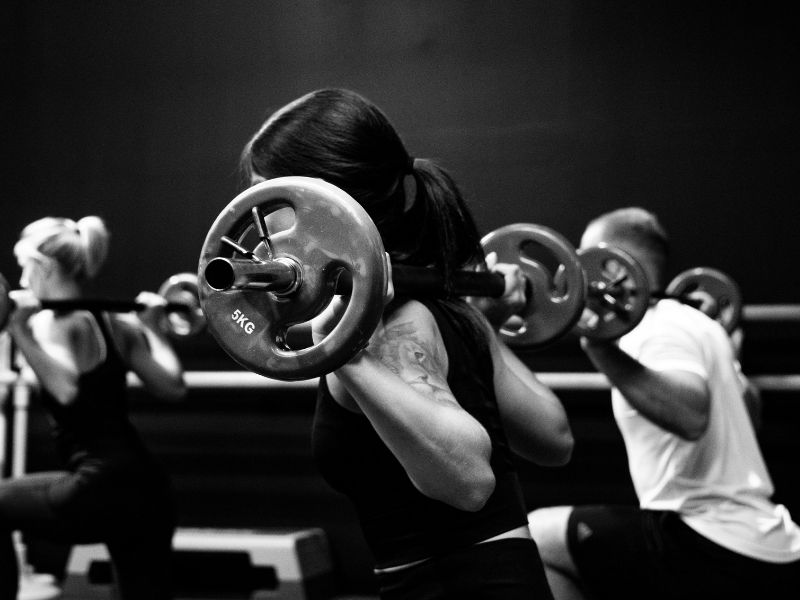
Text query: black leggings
0 469 176 600
375 537 555 600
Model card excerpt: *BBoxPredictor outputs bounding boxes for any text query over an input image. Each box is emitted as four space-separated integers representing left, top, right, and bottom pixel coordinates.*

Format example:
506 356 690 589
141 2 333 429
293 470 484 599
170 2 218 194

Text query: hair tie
73 220 88 247
406 155 416 174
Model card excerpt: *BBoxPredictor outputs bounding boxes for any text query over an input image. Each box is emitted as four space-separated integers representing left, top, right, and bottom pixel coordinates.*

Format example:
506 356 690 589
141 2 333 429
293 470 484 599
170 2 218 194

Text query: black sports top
40 312 154 475
312 299 528 569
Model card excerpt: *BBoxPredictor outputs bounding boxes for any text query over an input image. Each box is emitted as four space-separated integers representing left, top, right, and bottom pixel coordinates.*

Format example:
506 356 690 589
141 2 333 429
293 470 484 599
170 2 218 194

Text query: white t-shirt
614 299 800 563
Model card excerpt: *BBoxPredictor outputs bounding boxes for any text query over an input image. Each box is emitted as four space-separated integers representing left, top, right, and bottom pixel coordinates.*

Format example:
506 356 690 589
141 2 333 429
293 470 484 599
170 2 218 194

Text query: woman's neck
40 279 83 300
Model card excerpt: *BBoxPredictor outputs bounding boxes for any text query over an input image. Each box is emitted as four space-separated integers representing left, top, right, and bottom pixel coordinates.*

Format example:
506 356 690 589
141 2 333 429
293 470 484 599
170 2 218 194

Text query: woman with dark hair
0 216 185 600
242 88 573 599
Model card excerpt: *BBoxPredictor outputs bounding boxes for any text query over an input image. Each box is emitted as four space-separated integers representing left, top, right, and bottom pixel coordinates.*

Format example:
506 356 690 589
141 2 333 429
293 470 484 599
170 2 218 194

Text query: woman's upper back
35 310 144 465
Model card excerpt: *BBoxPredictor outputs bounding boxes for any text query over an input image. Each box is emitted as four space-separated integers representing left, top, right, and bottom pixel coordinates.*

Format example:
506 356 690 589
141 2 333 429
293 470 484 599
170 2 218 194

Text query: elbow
163 379 188 401
680 423 708 442
547 428 575 466
451 469 496 512
446 426 496 511
52 383 80 406
44 372 81 405
677 412 710 442
174 376 188 399
419 466 496 512
152 376 187 401
524 421 575 467
678 394 711 441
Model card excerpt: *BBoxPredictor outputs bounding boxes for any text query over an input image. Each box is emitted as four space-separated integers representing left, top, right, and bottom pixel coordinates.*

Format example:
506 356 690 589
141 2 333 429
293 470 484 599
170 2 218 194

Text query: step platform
62 527 335 599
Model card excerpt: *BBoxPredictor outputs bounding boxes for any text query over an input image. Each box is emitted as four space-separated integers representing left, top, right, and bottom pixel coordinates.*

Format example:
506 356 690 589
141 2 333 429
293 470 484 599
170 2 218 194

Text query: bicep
371 307 456 406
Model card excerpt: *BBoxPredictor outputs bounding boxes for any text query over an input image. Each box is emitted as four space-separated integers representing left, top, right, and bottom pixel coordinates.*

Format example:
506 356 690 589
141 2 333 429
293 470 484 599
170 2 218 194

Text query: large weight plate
577 245 649 341
481 224 586 347
666 267 742 333
198 177 387 381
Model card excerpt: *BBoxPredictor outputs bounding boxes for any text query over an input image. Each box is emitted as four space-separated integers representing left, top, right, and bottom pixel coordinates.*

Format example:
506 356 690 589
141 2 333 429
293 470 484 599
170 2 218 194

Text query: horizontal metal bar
123 370 600 391
746 374 800 392
742 304 800 322
118 370 800 393
2 369 798 393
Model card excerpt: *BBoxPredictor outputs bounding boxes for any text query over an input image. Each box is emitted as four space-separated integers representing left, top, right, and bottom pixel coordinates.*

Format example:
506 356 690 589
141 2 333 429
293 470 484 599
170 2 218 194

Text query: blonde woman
0 216 185 600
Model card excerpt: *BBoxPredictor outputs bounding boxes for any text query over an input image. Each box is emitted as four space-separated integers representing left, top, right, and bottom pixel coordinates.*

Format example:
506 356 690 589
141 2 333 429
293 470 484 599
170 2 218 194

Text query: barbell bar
203 221 587 349
0 272 206 338
203 257 508 299
204 230 648 348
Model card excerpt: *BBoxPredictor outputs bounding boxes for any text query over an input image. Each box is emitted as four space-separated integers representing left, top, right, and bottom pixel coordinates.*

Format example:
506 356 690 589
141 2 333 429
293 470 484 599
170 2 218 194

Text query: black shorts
376 538 554 600
566 505 800 600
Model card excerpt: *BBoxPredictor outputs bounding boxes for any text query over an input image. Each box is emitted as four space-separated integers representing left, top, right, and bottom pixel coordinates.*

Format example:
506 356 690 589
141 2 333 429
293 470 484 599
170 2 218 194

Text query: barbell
199 222 589 349
575 250 743 336
196 176 663 380
197 178 743 380
197 178 745 380
575 244 651 341
0 272 206 338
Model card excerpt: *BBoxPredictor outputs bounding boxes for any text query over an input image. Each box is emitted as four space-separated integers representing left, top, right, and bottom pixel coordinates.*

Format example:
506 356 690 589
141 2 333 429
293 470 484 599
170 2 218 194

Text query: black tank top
312 299 528 569
40 312 153 474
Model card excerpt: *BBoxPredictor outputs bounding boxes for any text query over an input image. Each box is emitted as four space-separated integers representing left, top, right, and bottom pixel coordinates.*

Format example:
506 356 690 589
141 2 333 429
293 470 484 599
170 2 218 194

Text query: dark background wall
4 1 800 596
2 0 799 302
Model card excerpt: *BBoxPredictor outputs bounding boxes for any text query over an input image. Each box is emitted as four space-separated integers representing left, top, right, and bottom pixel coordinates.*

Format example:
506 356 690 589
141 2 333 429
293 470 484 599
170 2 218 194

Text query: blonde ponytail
13 215 110 281
75 216 110 279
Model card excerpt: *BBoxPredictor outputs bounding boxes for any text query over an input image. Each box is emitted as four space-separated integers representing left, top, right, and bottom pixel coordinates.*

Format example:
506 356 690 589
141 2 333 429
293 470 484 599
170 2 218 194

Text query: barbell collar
204 257 301 295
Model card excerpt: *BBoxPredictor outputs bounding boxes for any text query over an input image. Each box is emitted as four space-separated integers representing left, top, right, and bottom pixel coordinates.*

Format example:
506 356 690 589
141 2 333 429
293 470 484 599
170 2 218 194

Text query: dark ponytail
384 157 485 293
241 89 491 345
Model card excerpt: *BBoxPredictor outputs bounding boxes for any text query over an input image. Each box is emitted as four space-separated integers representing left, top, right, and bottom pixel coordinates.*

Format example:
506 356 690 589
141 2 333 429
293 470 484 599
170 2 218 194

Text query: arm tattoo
372 320 453 403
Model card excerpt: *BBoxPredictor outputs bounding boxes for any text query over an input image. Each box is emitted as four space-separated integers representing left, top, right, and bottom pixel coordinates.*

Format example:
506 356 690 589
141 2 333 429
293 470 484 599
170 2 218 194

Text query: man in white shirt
528 207 800 600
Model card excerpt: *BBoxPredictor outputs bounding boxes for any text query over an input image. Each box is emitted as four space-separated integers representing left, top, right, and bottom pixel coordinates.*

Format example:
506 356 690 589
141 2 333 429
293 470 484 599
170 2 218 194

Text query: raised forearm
334 352 495 511
495 342 574 465
130 325 186 400
582 340 709 440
